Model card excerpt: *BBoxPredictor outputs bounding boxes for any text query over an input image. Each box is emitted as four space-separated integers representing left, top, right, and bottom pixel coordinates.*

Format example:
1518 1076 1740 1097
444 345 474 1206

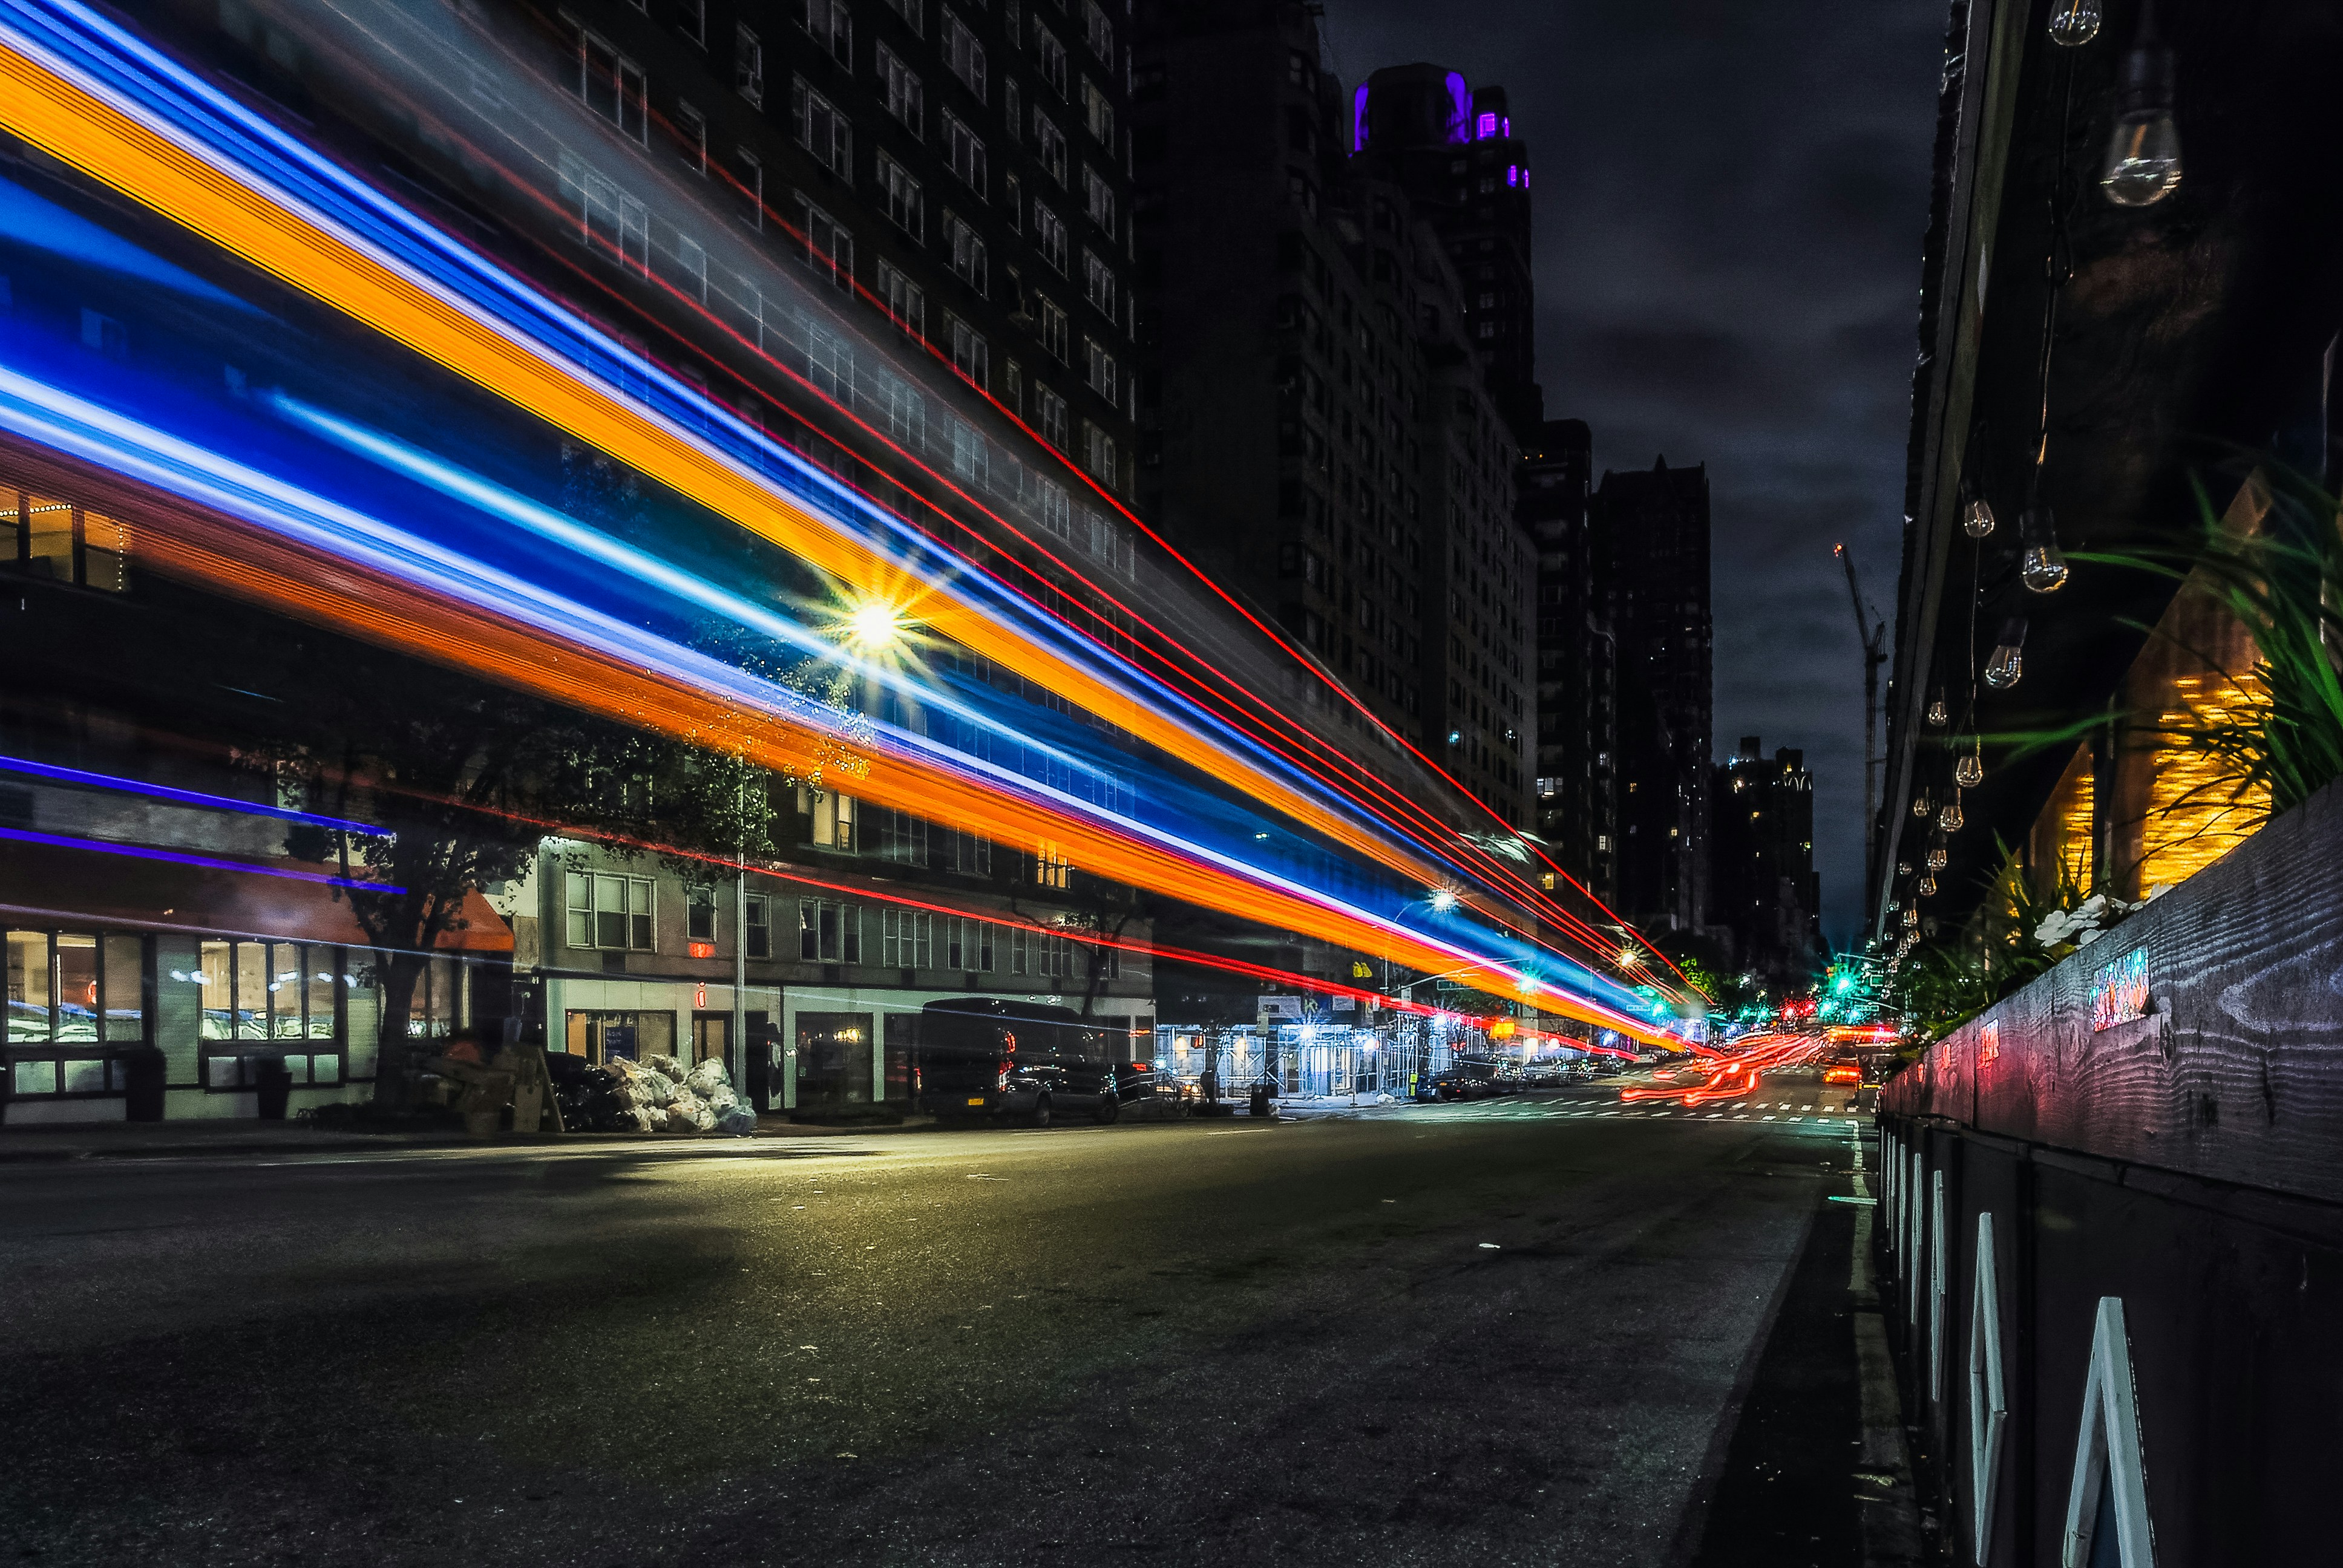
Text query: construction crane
1835 543 1889 904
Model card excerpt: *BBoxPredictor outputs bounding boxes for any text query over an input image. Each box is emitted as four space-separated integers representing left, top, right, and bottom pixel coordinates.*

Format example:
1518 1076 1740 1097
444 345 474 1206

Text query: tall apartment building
1349 65 1541 443
1711 737 1822 984
1133 1 1535 826
525 0 1141 495
1596 457 1714 936
1522 419 1616 904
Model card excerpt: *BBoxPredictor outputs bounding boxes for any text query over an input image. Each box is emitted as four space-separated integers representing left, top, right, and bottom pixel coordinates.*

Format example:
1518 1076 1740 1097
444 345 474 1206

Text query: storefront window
194 939 349 1089
1 485 131 591
6 929 147 1096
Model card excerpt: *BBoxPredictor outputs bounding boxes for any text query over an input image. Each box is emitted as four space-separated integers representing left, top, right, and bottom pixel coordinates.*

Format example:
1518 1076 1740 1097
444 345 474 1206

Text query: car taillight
997 1062 1012 1090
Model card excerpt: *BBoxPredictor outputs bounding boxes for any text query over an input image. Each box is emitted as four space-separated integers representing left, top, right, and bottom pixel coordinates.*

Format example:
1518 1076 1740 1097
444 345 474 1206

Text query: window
943 10 987 99
796 0 851 64
805 319 853 399
1083 337 1117 403
945 211 989 291
1083 421 1116 487
1 484 129 592
876 44 923 136
729 148 763 229
878 150 924 238
7 929 149 1096
675 0 706 46
1082 164 1114 235
801 786 859 849
1032 201 1067 272
179 938 356 1091
1288 169 1317 217
797 898 863 962
793 77 853 178
744 893 772 959
945 916 994 973
687 886 718 947
672 234 708 303
1037 385 1070 448
1035 295 1069 361
874 806 931 863
943 111 988 196
557 152 649 272
948 318 991 391
1080 75 1112 142
882 0 924 36
566 872 657 950
1034 22 1067 97
575 29 647 142
1081 247 1116 318
1034 109 1067 183
1081 0 1112 60
1004 171 1024 232
799 198 854 290
736 23 764 106
1004 77 1022 143
877 260 926 335
880 908 933 969
673 104 708 176
951 825 994 875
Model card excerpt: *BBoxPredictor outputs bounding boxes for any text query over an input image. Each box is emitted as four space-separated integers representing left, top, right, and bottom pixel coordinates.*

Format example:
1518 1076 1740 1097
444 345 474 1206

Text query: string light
2048 0 2102 45
1985 619 2028 690
2019 504 2071 592
2103 1 2183 207
1927 692 1950 727
1956 750 1985 788
1939 796 1965 832
1962 496 1997 539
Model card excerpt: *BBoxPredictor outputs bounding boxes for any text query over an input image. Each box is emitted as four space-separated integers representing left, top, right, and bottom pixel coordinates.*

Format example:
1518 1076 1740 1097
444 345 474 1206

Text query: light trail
0 0 1692 1001
0 753 386 837
0 368 1678 1044
0 824 403 892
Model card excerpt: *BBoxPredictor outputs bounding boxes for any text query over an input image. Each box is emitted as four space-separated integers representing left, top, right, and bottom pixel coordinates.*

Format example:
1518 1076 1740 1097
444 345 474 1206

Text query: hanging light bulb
1903 906 1920 929
2102 3 2181 206
2048 0 2102 46
1919 875 1939 897
1963 495 1997 539
1896 861 1915 878
1939 797 1965 832
1927 691 1950 727
1955 750 1985 788
2018 503 2070 592
1913 788 1933 819
1927 840 1949 872
1984 619 2028 690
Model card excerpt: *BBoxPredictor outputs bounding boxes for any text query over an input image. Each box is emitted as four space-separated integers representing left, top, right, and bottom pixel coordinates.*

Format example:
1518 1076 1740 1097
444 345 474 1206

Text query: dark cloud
1322 0 1946 944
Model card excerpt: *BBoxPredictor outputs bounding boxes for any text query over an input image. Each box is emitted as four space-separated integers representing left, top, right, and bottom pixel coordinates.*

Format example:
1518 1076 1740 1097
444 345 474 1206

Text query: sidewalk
0 1112 893 1164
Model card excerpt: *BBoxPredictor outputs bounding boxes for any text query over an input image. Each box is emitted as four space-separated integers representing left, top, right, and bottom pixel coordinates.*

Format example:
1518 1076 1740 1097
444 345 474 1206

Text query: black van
915 998 1121 1126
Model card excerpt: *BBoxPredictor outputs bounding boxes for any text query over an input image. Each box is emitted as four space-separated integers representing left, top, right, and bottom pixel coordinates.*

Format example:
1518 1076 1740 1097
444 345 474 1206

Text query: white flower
2034 910 2077 944
2076 926 2103 946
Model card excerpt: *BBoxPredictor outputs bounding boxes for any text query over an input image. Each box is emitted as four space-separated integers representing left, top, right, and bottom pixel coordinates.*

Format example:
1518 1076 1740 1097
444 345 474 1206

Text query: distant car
1822 1062 1863 1087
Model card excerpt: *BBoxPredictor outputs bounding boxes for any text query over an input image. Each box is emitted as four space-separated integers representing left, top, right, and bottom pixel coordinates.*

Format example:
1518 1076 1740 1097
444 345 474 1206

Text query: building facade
1522 419 1616 905
1596 457 1714 936
1133 1 1535 826
1711 737 1821 983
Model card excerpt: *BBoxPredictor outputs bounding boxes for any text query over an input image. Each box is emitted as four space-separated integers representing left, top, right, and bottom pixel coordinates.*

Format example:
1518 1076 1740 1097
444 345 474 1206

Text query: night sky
1324 1 1947 946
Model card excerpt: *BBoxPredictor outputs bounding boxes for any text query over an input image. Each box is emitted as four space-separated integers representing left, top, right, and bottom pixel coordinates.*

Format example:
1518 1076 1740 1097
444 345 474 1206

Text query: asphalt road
0 1081 1907 1567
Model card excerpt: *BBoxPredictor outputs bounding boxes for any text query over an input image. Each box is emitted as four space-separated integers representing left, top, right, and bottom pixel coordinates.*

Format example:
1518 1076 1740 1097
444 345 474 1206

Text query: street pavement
0 1074 1915 1566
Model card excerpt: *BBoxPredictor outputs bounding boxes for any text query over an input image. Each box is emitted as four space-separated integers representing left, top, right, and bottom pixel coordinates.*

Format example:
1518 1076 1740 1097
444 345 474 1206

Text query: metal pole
732 776 748 1096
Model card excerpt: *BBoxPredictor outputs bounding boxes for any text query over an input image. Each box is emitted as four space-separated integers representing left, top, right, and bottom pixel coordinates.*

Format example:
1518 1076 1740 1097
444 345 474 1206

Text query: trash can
254 1056 293 1121
122 1046 167 1123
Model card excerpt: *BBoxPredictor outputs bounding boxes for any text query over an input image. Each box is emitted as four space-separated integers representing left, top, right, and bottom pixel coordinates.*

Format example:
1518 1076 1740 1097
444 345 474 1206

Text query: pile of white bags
601 1055 755 1135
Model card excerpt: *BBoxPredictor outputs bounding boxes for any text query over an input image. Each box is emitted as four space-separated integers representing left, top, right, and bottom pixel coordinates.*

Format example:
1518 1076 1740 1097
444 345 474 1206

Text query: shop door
744 1011 773 1109
795 1011 873 1116
690 1012 730 1077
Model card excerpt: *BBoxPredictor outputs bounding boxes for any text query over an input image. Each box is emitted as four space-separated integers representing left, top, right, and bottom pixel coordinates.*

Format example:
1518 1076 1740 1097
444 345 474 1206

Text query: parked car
1427 1067 1501 1102
914 998 1121 1126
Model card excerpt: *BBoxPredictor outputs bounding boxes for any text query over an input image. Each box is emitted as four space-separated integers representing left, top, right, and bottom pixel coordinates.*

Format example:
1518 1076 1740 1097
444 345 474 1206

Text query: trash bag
685 1060 729 1099
703 1085 740 1113
715 1102 759 1136
640 1071 678 1103
643 1053 686 1080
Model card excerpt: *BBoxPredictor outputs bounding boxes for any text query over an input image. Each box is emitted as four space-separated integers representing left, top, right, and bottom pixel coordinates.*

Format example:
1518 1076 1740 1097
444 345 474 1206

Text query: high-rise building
1712 737 1822 982
537 0 1141 500
1351 65 1541 443
1597 457 1713 935
1133 2 1535 826
1522 419 1616 904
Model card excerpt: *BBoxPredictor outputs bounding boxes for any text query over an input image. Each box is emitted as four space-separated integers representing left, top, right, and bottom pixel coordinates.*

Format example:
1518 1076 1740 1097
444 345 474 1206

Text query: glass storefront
7 929 145 1097
191 938 350 1089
